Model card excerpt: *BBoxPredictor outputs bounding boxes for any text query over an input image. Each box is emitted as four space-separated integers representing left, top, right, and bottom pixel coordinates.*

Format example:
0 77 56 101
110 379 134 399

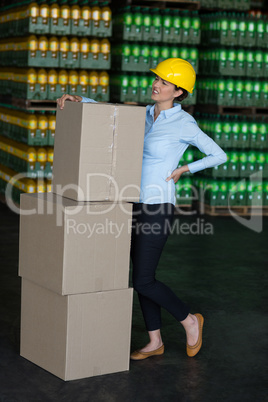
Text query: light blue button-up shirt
81 97 227 205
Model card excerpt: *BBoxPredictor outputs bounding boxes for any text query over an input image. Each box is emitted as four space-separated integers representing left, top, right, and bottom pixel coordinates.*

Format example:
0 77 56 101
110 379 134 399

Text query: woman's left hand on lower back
166 165 190 184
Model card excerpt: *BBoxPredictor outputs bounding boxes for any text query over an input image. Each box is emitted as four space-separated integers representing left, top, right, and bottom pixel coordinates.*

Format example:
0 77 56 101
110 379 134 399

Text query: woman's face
151 75 182 103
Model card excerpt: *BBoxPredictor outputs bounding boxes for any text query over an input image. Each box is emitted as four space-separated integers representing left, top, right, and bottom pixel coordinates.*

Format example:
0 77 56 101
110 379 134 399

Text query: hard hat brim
150 68 193 94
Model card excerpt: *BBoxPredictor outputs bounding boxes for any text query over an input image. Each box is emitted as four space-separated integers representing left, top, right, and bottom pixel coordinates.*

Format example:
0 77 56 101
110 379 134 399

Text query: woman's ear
174 87 183 98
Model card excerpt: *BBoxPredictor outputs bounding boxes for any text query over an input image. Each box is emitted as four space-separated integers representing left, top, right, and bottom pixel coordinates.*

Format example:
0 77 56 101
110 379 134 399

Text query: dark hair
174 86 188 102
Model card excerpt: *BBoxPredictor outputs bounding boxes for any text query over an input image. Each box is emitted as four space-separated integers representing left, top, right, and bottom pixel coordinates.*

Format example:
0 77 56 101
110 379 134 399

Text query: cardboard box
19 192 132 295
20 279 133 381
52 102 146 202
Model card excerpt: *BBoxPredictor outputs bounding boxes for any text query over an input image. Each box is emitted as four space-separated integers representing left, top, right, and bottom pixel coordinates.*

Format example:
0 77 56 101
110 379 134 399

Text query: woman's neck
154 101 174 121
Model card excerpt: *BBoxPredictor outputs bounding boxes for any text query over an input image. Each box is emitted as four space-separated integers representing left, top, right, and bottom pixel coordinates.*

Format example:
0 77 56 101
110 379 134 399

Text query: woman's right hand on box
56 94 82 110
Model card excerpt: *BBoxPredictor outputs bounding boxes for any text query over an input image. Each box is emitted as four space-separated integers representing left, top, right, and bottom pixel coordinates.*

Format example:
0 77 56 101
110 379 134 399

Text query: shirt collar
147 103 182 119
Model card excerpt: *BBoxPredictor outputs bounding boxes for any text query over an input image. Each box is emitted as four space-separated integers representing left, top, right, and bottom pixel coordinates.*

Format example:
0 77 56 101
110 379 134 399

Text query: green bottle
246 180 253 206
240 118 249 148
229 13 238 45
162 9 172 35
143 8 151 34
172 10 181 37
264 52 268 79
246 15 256 45
261 81 268 106
246 49 254 76
238 13 247 45
214 118 223 145
249 119 258 148
170 46 180 58
222 151 230 177
239 150 248 176
253 80 262 106
219 180 228 203
160 45 170 61
184 149 194 164
237 48 245 74
175 181 181 202
123 6 132 33
182 10 191 43
133 7 142 33
244 79 254 106
228 179 238 206
263 180 268 206
180 47 189 61
235 79 244 106
149 76 155 89
129 75 139 95
254 50 263 77
220 12 229 44
248 151 257 163
231 116 241 148
189 47 198 69
151 8 162 34
218 79 226 105
256 151 266 173
191 11 200 43
122 43 131 58
120 74 129 95
248 151 258 176
264 17 268 48
223 115 232 148
214 13 220 43
139 75 149 101
227 48 236 71
239 151 248 163
140 44 150 64
256 17 265 47
219 48 227 72
237 180 247 205
226 79 235 105
150 45 160 68
230 150 239 162
257 120 267 150
131 43 140 62
209 180 219 205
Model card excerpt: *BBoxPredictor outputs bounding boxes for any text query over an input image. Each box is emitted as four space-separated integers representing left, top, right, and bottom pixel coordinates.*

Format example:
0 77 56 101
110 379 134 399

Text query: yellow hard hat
150 58 196 93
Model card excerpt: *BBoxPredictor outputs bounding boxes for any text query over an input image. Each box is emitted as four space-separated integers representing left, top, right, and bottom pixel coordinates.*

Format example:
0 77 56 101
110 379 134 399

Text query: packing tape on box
109 106 118 194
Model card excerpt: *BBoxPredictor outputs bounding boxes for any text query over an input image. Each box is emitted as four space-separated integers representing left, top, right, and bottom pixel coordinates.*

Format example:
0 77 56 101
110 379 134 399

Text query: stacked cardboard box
19 102 146 380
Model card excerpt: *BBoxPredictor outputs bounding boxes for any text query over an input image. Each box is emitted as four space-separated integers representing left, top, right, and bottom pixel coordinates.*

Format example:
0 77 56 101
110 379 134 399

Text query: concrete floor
0 202 267 402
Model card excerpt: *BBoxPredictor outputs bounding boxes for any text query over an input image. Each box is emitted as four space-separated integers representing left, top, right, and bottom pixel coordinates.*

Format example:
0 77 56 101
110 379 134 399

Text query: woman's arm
181 120 227 174
166 119 227 184
56 94 97 110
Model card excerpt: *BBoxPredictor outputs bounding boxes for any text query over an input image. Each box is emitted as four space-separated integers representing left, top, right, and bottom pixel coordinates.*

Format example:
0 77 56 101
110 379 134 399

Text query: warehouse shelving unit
194 1 268 216
0 0 112 205
0 0 267 216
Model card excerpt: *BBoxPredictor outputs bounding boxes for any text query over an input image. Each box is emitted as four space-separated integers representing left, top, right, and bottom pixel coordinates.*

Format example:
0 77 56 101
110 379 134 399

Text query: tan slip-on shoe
186 313 204 357
130 344 164 361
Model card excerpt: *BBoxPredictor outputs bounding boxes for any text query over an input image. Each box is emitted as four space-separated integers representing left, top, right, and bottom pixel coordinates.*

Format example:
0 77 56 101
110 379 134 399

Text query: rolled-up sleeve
80 97 98 103
181 120 227 174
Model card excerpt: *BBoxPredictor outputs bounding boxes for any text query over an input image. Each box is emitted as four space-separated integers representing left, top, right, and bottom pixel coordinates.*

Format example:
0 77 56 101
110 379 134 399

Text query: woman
57 58 227 360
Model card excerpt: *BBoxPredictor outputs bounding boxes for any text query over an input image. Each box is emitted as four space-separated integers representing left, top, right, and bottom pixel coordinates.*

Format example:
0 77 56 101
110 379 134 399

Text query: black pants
130 203 190 332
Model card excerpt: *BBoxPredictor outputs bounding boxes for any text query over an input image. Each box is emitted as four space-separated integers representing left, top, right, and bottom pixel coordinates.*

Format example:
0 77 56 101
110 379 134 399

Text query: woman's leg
131 203 190 335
